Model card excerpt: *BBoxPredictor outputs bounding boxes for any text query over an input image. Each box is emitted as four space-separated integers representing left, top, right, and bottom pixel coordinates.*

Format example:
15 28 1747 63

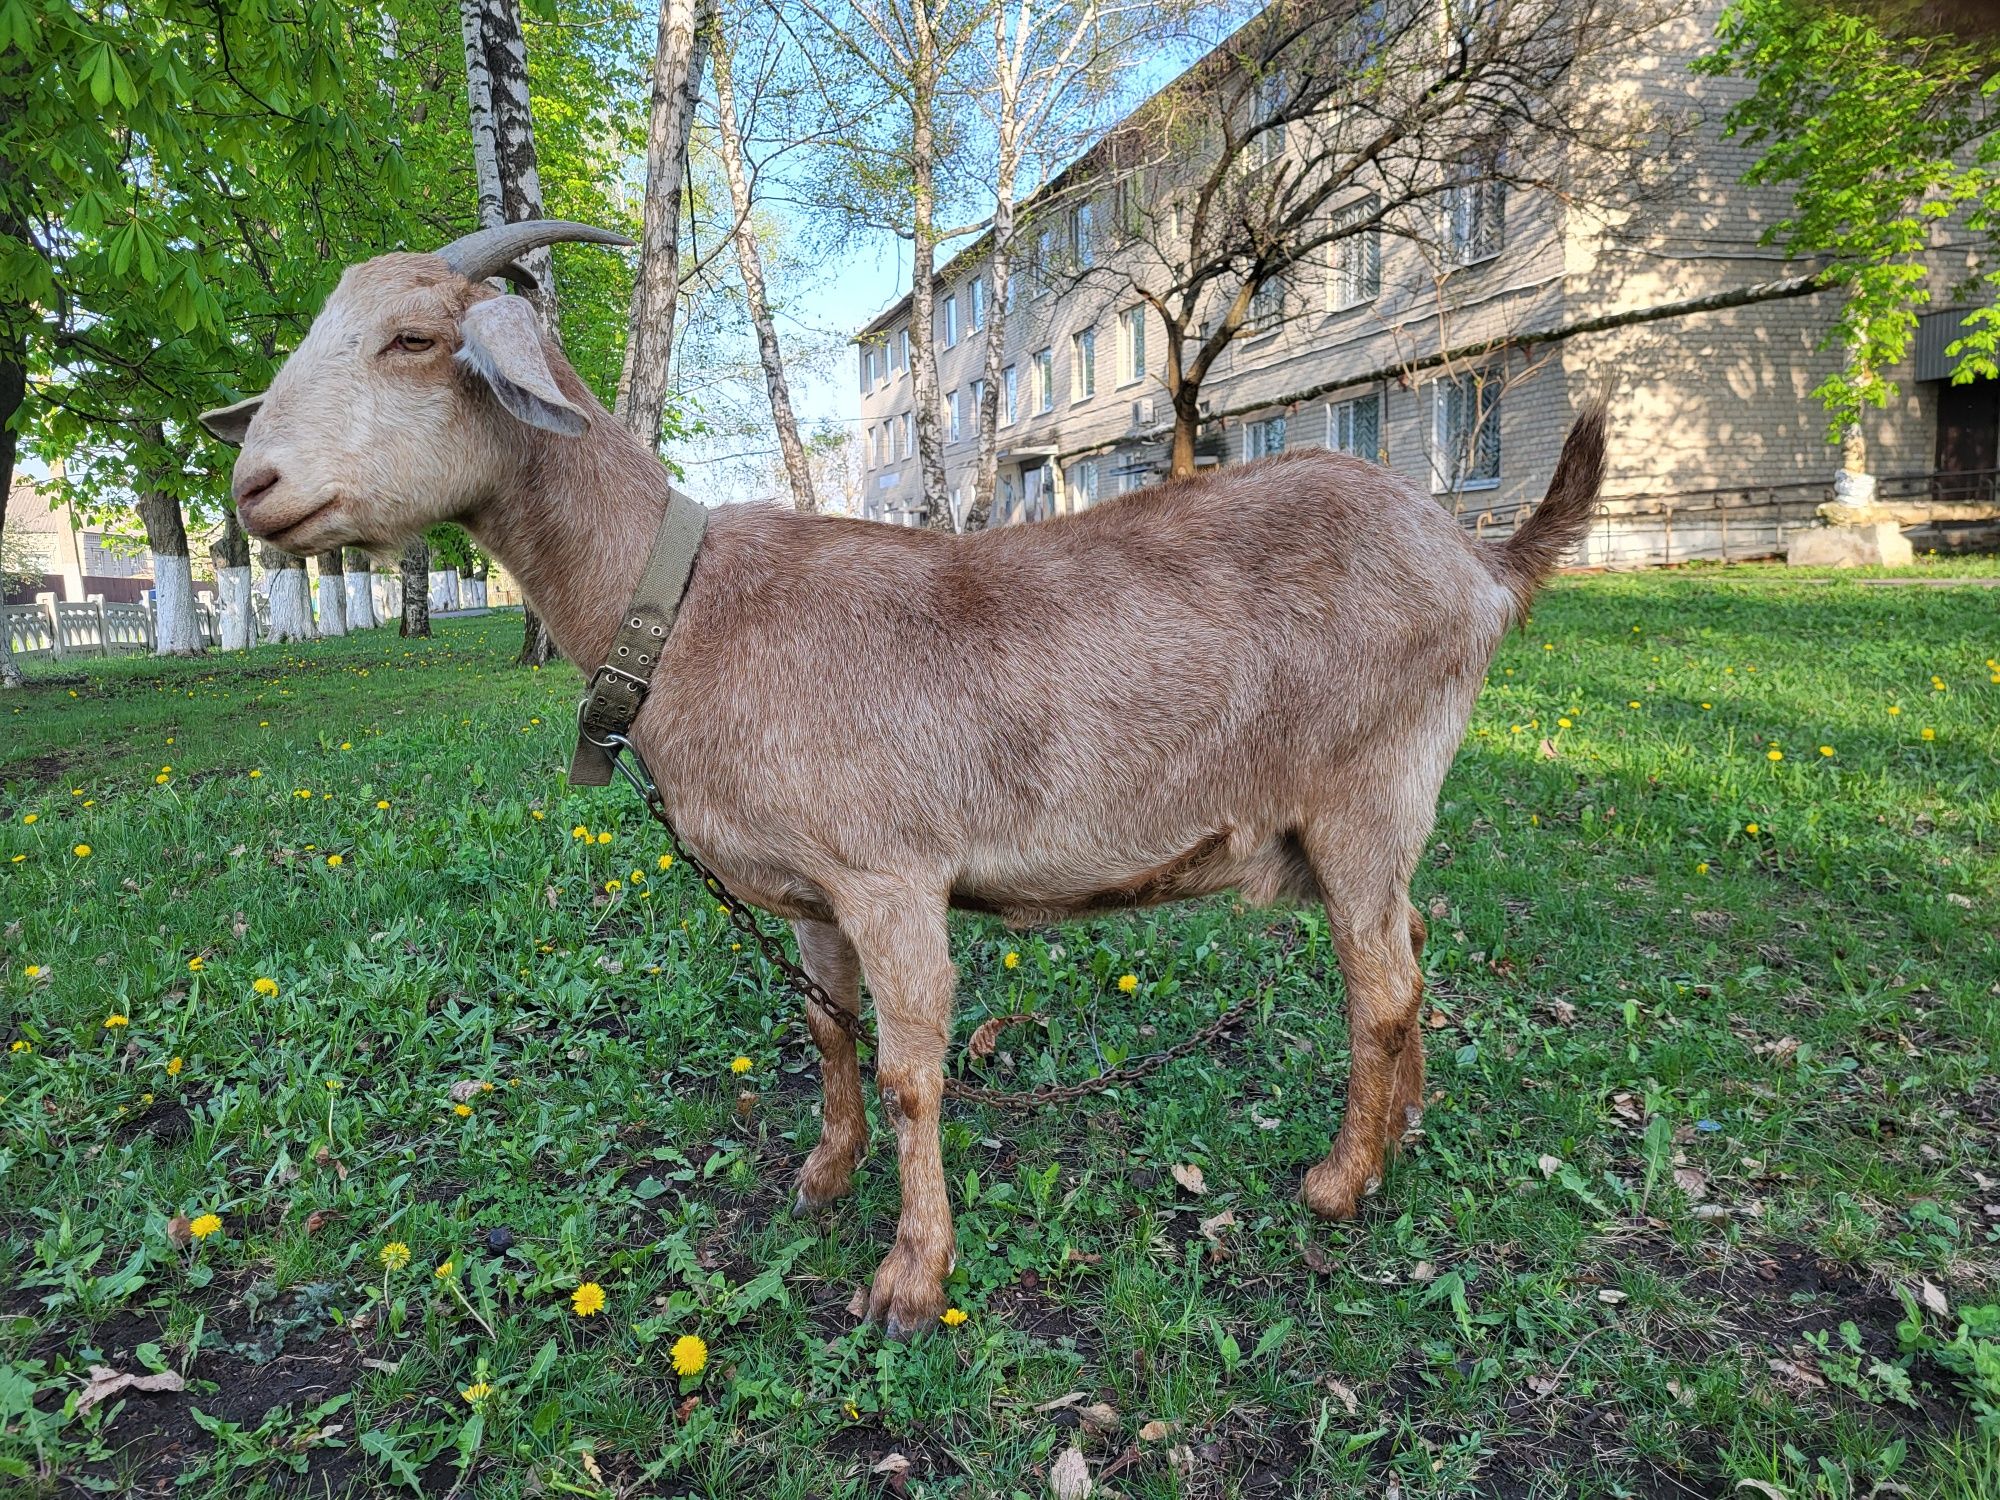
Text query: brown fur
219 252 1607 1337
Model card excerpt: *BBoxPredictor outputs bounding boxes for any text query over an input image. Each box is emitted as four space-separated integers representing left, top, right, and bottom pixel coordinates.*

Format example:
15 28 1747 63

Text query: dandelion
453 1102 473 1118
20 812 34 824
657 854 673 871
376 800 390 810
104 1013 129 1029
167 1056 184 1077
571 1281 606 1318
253 977 280 997
1767 749 1783 762
1700 702 1712 711
1117 974 1139 994
23 964 40 978
669 1333 707 1375
340 741 352 750
435 1260 455 1280
189 1213 222 1240
1745 823 1760 836
380 1242 412 1271
327 854 343 868
460 1381 491 1403
1695 862 1709 876
325 1077 343 1090
155 773 170 785
730 1056 753 1075
10 1040 31 1053
1628 701 1640 709
73 844 91 858
187 956 205 972
1887 705 1901 716
941 1307 968 1327
1819 746 1834 757
604 879 622 894
1003 951 1020 970
572 825 588 839
249 769 263 779
1921 727 1936 741
1557 717 1573 729
596 831 612 845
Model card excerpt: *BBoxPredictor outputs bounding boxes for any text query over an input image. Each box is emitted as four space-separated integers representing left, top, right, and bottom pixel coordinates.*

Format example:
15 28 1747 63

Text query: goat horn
433 220 633 286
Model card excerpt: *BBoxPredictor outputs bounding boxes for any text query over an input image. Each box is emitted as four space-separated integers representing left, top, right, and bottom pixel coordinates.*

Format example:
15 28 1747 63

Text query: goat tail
1487 397 1608 614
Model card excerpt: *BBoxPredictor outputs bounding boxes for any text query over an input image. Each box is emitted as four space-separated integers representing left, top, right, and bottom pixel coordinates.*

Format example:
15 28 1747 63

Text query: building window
1033 348 1054 413
970 378 987 434
1067 460 1099 509
1115 171 1147 239
897 327 910 370
1329 197 1381 311
1119 307 1146 384
1006 266 1024 310
1245 414 1287 459
1326 393 1381 460
1035 227 1056 295
1116 463 1149 494
1071 328 1096 400
1003 365 1018 424
1250 71 1287 168
948 389 963 442
969 277 986 331
942 294 959 348
1248 275 1286 332
1431 371 1501 491
858 347 869 392
1072 201 1095 269
1444 171 1504 266
901 411 914 458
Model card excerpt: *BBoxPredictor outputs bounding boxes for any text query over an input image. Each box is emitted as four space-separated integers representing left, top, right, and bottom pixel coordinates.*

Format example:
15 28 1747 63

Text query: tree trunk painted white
0 287 25 686
262 545 316 643
616 0 716 449
149 553 203 655
713 30 814 511
316 551 349 637
217 567 254 650
428 569 460 612
379 572 402 623
344 549 378 629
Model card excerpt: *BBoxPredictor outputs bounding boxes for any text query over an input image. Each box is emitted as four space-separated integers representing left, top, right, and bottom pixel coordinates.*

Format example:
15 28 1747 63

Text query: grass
2 563 1997 1498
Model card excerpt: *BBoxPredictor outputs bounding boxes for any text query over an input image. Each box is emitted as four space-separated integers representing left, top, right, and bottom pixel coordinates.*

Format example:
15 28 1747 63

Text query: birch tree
712 22 816 510
617 0 718 452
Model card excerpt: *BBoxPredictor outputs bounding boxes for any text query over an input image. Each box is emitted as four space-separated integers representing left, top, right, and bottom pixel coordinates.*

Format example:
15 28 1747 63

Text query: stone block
1786 520 1914 568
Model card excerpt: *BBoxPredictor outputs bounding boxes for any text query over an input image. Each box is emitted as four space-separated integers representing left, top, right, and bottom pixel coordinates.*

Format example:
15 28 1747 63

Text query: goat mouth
250 497 340 548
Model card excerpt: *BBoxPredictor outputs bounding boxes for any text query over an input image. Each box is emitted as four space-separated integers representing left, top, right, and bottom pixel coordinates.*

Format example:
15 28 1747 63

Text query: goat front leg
838 889 955 1338
792 919 868 1212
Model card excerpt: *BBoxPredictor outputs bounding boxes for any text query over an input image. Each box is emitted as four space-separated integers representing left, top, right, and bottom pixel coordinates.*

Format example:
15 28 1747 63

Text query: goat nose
233 465 280 507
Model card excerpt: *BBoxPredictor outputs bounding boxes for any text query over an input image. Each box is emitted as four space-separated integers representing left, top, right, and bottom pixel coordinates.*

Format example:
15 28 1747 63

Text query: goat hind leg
792 919 869 1211
1386 903 1429 1152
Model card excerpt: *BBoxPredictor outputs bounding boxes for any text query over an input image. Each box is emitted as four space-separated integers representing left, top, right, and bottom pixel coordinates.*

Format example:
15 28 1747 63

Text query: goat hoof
1299 1161 1362 1221
865 1244 947 1337
793 1145 861 1212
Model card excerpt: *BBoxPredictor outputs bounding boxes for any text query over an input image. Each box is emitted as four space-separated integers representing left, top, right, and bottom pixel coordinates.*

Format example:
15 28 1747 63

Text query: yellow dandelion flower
155 773 170 785
460 1381 490 1402
1557 717 1572 729
10 1039 31 1053
187 956 205 972
1627 701 1640 709
340 741 352 750
1694 862 1709 876
21 812 35 824
167 1056 183 1076
380 1242 412 1271
669 1333 707 1375
327 854 343 868
730 1056 753 1075
1745 823 1760 836
23 964 40 978
253 977 280 997
104 1013 129 1028
1003 951 1020 970
604 879 621 893
941 1307 969 1327
1921 727 1936 741
571 1281 606 1317
249 769 263 779
1887 705 1901 716
453 1102 473 1118
325 1077 343 1090
1700 703 1712 710
596 831 612 845
376 800 390 810
572 825 588 839
1117 974 1139 993
189 1213 222 1239
73 844 91 858
1767 749 1783 762
435 1260 455 1279
657 854 674 870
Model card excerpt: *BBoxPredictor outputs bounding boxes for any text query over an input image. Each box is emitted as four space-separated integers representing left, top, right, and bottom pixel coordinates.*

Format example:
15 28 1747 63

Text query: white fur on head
456 297 589 438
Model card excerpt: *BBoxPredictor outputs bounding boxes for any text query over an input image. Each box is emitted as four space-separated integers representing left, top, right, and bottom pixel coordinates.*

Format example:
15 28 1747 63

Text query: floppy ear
199 394 264 447
456 296 588 437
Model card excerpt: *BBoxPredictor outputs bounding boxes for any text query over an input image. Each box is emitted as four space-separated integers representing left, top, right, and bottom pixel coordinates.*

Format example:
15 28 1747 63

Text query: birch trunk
316 549 348 636
261 544 316 643
615 0 715 450
399 538 431 638
713 31 814 511
210 509 254 651
344 547 378 629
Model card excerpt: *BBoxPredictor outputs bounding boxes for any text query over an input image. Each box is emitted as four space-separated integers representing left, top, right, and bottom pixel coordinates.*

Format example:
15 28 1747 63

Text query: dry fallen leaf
1546 998 1578 1025
1536 1155 1563 1180
1325 1379 1360 1417
1597 1289 1628 1305
1526 1373 1560 1398
1169 1163 1207 1196
1077 1402 1121 1437
165 1214 193 1251
579 1452 605 1483
1138 1419 1175 1442
846 1286 868 1319
1035 1392 1087 1414
448 1079 491 1103
77 1365 186 1415
1409 1261 1436 1284
1674 1166 1709 1201
1757 1035 1801 1065
361 1357 401 1373
1919 1278 1950 1318
1539 737 1559 759
872 1452 912 1477
1198 1210 1237 1243
1049 1445 1092 1500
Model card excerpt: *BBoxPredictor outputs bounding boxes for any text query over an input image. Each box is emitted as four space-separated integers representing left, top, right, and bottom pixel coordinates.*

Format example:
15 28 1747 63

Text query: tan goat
204 222 1606 1337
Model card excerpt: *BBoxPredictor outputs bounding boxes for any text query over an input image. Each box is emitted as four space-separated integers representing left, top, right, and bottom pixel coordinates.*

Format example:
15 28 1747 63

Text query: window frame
1429 370 1502 493
1003 365 1018 425
1071 327 1097 401
942 293 960 348
947 388 963 443
1033 348 1055 413
1118 307 1146 386
1245 414 1287 460
1325 392 1381 460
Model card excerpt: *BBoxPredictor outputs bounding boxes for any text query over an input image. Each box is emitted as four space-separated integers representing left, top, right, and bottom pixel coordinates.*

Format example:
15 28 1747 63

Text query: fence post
94 600 108 658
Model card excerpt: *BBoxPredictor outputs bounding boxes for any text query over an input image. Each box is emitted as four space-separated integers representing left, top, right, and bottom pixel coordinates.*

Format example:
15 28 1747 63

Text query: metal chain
597 729 1257 1109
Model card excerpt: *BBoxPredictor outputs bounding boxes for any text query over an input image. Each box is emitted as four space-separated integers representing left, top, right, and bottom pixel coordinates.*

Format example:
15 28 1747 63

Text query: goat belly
952 827 1240 926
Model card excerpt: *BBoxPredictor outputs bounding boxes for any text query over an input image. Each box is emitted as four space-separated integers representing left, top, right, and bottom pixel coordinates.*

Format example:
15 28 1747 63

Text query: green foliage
1902 1296 2000 1435
1698 0 2000 436
1 564 1997 1493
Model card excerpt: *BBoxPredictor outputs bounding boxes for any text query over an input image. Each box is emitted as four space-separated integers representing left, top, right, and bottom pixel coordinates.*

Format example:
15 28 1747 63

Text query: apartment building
852 4 1990 564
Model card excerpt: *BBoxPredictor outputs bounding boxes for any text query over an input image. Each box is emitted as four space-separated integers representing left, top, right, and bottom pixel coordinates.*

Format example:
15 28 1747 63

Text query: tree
316 548 348 637
344 546 379 630
0 342 24 689
262 543 316 643
210 509 255 651
400 538 431 638
1066 0 1678 476
617 0 718 452
712 17 816 510
1697 0 2000 439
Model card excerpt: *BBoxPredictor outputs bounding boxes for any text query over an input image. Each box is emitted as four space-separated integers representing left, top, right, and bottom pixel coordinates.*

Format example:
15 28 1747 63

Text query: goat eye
391 334 435 353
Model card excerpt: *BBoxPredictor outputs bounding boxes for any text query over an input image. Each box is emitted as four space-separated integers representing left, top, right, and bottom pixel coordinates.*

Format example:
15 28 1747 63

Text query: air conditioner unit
1132 397 1155 427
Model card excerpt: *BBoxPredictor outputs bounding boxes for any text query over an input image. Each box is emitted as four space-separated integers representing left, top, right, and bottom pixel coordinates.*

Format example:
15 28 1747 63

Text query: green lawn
3 567 1998 1499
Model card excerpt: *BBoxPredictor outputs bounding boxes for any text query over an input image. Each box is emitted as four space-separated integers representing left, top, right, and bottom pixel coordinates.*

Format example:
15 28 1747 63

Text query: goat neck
463 383 678 674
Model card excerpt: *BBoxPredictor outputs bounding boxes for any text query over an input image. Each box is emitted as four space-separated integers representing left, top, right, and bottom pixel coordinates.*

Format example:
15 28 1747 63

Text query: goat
203 221 1606 1337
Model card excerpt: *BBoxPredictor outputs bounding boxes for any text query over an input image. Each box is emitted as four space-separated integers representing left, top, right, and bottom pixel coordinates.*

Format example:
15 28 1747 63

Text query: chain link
602 731 1257 1109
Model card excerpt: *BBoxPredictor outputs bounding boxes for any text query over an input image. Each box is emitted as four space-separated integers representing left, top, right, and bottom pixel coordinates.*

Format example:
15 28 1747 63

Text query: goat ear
456 296 588 438
199 394 263 447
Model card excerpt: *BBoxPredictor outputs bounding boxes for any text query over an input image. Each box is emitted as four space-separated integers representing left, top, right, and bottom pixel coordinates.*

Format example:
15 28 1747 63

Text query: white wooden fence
4 597 223 662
